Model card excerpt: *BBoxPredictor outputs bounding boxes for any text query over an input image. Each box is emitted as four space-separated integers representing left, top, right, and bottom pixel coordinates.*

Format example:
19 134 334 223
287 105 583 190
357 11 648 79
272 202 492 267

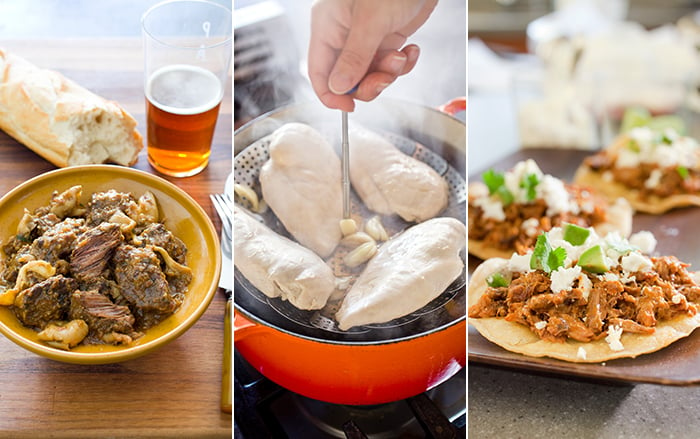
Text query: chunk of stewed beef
112 244 179 329
12 275 78 328
85 190 139 227
70 223 123 279
69 290 137 343
29 218 86 265
137 223 187 264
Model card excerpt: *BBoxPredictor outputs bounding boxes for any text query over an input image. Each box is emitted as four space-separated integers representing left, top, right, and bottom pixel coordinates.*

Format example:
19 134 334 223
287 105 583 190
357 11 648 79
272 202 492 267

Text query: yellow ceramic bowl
0 165 221 364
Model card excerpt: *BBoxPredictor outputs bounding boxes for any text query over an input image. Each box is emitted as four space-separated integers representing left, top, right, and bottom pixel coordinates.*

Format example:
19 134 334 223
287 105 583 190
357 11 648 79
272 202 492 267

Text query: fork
210 193 233 259
210 192 233 414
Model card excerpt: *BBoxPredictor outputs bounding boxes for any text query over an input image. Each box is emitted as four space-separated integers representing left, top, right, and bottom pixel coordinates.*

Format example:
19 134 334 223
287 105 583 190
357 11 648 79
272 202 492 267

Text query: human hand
308 0 437 112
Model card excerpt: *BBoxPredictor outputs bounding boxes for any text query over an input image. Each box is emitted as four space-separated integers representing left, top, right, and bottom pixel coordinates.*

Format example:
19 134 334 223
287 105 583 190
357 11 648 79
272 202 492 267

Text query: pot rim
234 97 466 143
234 301 466 346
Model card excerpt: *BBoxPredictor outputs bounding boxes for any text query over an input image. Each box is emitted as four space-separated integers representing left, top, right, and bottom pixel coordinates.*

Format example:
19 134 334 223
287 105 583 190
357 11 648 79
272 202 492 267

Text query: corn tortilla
468 258 700 363
573 135 700 214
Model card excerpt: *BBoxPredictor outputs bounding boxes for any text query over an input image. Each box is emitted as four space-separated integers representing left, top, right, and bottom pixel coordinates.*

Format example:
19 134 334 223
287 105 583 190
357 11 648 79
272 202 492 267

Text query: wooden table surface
0 39 232 438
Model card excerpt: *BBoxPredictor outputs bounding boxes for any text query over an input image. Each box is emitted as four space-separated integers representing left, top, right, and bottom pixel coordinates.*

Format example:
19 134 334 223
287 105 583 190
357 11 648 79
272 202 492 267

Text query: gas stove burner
287 382 465 439
234 350 466 438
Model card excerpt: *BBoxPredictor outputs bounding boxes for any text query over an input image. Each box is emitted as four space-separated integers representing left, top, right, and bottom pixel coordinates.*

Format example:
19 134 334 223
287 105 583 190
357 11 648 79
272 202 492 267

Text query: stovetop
234 350 466 439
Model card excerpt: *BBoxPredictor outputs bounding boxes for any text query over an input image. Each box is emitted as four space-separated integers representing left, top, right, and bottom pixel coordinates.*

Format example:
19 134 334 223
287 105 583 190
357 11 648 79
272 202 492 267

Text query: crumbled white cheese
621 252 653 273
537 175 572 216
600 272 620 282
521 218 540 237
619 272 635 284
548 231 581 267
603 232 633 262
578 273 592 300
616 127 700 169
580 199 595 214
629 231 657 254
469 181 489 198
577 346 587 361
644 169 663 189
534 321 547 330
551 265 582 293
616 147 642 168
605 324 625 351
509 252 532 273
473 196 505 221
504 159 543 201
661 226 679 237
672 294 683 304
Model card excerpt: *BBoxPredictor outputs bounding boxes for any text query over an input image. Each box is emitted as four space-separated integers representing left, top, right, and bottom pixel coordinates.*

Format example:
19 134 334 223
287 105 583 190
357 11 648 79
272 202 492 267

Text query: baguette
0 48 143 167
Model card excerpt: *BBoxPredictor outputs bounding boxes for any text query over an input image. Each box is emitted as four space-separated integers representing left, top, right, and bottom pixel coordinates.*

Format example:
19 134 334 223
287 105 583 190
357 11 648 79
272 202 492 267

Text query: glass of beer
141 0 232 177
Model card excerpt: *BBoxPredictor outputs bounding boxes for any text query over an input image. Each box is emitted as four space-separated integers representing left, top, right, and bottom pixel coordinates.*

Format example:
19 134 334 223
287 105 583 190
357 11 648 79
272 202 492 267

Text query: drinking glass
142 0 232 177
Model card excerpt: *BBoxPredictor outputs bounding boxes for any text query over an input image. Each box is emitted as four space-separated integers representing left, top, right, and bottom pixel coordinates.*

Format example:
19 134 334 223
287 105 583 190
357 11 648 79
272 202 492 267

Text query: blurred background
469 0 700 173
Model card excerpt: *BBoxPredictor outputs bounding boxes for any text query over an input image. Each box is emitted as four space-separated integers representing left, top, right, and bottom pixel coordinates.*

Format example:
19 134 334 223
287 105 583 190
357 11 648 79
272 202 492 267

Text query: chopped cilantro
487 272 510 288
530 233 567 273
660 132 674 145
495 186 514 205
482 169 505 194
483 168 514 205
677 165 689 180
520 173 540 202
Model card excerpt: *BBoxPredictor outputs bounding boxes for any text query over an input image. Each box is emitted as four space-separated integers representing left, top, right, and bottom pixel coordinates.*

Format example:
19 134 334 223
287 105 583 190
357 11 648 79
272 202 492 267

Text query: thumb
328 24 384 95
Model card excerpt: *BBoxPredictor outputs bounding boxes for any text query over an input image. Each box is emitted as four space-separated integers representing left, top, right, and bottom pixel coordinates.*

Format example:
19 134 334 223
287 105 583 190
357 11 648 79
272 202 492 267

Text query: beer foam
147 64 223 115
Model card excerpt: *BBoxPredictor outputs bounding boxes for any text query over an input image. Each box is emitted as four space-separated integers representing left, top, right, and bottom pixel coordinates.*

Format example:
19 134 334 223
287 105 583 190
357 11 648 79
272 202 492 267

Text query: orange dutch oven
233 98 466 405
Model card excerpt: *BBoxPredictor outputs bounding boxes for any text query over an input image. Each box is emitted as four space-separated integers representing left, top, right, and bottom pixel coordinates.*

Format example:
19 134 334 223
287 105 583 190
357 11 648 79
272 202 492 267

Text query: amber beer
146 64 223 177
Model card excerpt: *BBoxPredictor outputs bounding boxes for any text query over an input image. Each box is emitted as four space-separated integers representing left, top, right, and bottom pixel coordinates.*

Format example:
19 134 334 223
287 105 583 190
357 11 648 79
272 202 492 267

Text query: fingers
351 45 421 102
316 92 356 112
328 2 389 94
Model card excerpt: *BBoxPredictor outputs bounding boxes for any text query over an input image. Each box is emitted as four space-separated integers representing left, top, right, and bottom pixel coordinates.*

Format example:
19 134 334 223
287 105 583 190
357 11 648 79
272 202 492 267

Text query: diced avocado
648 115 686 136
620 107 651 133
577 245 609 274
563 223 590 246
487 272 510 288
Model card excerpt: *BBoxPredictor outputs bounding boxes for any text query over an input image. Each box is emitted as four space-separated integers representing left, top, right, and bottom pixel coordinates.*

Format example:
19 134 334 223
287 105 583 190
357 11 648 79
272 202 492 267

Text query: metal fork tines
210 193 233 256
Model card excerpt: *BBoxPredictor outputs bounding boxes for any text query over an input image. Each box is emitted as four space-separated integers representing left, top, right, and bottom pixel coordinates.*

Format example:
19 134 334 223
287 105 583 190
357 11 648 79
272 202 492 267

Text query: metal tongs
341 111 351 219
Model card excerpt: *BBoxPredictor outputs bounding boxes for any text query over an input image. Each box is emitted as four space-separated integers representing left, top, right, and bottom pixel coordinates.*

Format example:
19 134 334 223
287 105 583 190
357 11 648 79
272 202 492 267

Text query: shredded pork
584 153 700 198
469 256 700 343
468 185 607 254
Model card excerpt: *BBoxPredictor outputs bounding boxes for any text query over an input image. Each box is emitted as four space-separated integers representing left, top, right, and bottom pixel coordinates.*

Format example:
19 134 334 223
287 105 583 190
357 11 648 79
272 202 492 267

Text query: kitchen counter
469 363 700 439
0 31 231 439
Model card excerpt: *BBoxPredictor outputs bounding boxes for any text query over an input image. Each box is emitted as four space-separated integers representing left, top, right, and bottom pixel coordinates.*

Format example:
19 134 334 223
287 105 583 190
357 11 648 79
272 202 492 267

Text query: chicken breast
336 217 466 330
259 123 343 258
349 126 449 222
233 205 337 310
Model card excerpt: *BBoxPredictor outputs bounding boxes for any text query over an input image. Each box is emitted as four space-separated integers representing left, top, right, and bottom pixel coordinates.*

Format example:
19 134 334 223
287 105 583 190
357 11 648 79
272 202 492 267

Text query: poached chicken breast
233 205 336 310
349 126 449 222
259 123 343 258
336 217 466 330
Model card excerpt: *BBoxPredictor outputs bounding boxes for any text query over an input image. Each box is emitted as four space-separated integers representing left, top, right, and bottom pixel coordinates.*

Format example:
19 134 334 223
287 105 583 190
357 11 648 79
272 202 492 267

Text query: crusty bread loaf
0 48 143 167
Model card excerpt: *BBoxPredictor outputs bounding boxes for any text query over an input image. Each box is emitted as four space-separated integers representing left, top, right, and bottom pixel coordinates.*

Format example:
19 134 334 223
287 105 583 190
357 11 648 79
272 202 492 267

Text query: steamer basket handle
437 97 466 116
